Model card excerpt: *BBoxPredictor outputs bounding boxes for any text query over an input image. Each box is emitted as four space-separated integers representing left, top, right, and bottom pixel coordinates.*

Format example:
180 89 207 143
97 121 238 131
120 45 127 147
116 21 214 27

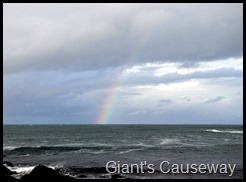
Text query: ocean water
3 125 243 178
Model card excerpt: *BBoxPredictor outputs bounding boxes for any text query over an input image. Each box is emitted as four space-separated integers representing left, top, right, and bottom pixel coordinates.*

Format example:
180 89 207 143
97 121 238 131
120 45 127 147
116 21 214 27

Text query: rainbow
96 72 124 125
96 22 159 124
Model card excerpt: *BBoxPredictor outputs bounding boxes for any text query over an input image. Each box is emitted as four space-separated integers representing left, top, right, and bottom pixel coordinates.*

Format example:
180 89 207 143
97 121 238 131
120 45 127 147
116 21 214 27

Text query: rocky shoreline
3 161 243 180
3 161 127 181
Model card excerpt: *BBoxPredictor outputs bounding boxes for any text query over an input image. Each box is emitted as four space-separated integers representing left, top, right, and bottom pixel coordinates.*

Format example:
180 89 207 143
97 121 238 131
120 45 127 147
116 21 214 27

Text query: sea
3 124 243 179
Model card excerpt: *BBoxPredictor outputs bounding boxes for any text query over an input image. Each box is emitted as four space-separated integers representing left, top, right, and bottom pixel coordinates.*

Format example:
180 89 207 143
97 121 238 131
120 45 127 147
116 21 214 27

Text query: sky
3 3 243 124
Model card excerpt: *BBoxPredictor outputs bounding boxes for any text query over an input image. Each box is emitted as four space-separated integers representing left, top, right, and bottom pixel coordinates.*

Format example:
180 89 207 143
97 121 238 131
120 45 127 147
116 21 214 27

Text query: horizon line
3 123 243 126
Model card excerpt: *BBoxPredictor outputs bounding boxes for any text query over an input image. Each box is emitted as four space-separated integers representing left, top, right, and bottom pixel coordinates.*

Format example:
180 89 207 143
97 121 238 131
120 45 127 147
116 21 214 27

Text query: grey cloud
158 99 172 106
236 92 241 95
3 70 107 120
3 66 241 121
129 110 147 115
124 67 243 86
178 62 200 69
111 101 242 124
3 3 243 74
3 3 243 124
204 96 226 104
181 97 191 102
119 90 142 96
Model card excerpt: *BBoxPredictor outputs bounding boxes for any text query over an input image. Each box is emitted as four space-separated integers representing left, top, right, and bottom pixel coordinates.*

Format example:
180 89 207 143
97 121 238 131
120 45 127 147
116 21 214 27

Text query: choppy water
3 125 243 176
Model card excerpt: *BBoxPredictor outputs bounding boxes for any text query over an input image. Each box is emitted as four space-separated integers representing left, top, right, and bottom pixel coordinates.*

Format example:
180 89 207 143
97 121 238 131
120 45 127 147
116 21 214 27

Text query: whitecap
91 142 113 147
118 148 143 154
9 164 64 175
135 142 154 147
88 150 105 154
49 163 64 169
205 129 243 134
54 143 86 147
159 138 180 145
3 146 19 151
9 166 36 174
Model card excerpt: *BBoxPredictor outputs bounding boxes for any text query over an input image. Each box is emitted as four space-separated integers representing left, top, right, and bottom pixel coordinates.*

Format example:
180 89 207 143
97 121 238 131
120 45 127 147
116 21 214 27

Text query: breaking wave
118 148 144 154
205 129 243 134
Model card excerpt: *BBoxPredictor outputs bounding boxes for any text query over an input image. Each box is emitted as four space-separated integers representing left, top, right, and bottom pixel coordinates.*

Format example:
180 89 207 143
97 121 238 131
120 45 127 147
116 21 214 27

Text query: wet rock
111 174 124 179
3 175 18 181
77 174 87 178
3 161 14 167
67 167 108 174
21 165 76 181
2 165 17 181
3 165 15 176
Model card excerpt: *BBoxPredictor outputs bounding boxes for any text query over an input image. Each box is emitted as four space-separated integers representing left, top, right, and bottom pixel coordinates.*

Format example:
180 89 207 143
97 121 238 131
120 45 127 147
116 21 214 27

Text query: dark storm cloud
3 3 243 124
3 65 240 122
3 3 243 74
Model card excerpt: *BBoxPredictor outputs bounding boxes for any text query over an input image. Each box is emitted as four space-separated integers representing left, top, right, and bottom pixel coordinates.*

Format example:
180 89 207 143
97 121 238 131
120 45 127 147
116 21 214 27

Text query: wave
135 142 154 148
3 145 112 156
118 148 143 154
54 142 113 147
5 164 62 178
87 150 105 154
117 142 154 148
91 142 113 147
205 129 243 134
4 143 153 156
53 143 87 147
3 146 19 150
9 166 36 174
159 138 180 145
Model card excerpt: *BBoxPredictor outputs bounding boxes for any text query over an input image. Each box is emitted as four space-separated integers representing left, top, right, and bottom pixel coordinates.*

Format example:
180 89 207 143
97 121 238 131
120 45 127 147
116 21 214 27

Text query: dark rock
77 174 87 178
111 174 124 179
21 165 76 181
91 167 108 173
3 175 18 181
99 175 108 178
68 167 107 173
2 165 17 181
3 161 14 167
2 165 15 176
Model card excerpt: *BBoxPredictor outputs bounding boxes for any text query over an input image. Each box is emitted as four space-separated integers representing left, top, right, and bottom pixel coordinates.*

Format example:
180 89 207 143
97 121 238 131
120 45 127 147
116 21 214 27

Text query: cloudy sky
3 3 243 124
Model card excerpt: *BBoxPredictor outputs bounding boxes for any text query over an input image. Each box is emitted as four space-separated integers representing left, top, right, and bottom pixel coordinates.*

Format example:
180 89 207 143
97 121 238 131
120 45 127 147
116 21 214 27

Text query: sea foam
205 129 243 134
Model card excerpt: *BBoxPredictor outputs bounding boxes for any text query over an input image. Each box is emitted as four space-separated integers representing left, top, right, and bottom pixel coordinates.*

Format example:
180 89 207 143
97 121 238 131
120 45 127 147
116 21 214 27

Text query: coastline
3 125 243 179
3 162 243 180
